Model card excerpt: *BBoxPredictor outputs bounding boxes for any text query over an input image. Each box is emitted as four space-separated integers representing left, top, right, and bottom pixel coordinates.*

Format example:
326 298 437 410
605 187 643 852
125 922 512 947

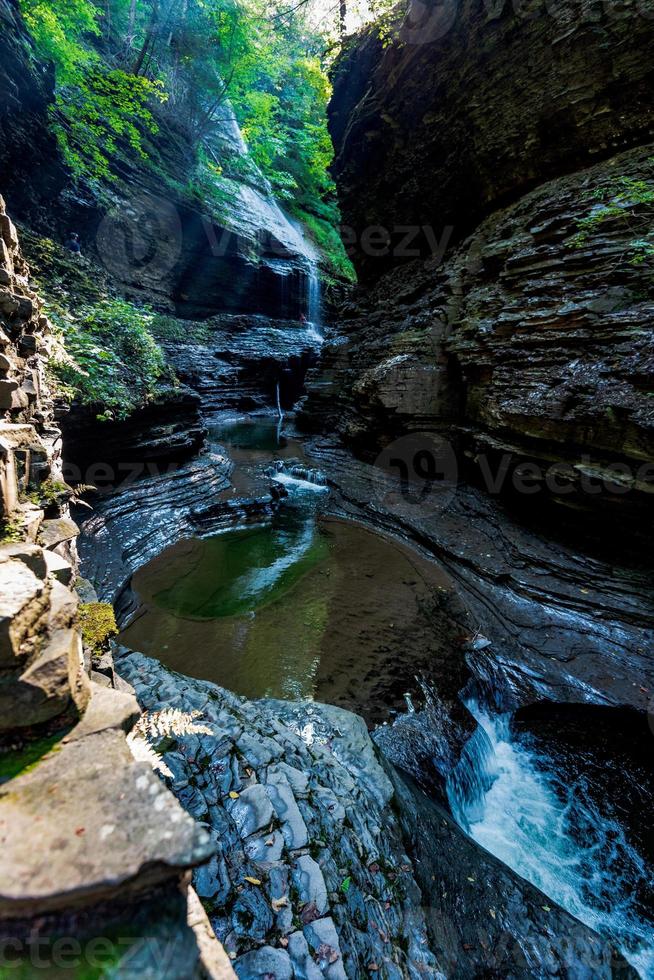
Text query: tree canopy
19 0 361 278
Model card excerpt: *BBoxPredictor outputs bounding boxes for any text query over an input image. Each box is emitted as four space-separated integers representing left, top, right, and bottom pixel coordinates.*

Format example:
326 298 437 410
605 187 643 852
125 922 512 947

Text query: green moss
297 209 357 283
25 479 70 508
79 602 118 656
0 733 64 785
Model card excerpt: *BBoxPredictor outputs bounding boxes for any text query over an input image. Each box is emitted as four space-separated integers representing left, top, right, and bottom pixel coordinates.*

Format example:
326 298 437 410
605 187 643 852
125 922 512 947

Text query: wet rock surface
302 144 654 530
164 313 321 416
115 647 630 978
307 438 654 715
77 449 280 605
330 0 654 281
60 385 206 475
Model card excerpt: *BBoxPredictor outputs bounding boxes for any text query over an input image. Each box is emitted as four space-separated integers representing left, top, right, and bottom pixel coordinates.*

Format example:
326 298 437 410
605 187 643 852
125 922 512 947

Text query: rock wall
0 0 318 323
0 0 66 222
0 198 233 978
304 5 654 531
332 0 654 281
116 647 632 979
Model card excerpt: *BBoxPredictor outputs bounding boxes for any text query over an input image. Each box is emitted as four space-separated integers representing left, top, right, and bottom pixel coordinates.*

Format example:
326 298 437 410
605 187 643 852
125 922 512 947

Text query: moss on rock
79 602 118 657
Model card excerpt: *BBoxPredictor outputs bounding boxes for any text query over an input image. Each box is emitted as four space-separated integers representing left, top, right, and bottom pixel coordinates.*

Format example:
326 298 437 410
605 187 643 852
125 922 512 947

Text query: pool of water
119 489 466 724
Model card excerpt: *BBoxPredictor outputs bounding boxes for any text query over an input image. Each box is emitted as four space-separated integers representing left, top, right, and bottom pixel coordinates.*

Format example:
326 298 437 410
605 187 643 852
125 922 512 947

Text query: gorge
0 0 653 977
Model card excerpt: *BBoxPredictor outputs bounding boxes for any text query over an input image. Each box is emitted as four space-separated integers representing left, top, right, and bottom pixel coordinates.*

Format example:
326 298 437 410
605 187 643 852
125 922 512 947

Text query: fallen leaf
271 896 289 911
244 876 262 886
467 877 476 883
542 905 551 912
341 876 352 893
280 937 289 948
368 964 379 973
301 902 321 925
75 827 85 836
229 791 240 799
489 909 496 920
316 943 339 964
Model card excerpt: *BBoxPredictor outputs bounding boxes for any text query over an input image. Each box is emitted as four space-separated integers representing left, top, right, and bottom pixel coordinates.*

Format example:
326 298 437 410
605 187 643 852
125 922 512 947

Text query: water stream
448 700 654 976
306 264 324 341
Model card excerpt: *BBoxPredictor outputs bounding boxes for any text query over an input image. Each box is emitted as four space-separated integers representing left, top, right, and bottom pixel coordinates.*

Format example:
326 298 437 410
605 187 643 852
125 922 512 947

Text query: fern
127 708 213 778
131 708 213 741
127 734 174 778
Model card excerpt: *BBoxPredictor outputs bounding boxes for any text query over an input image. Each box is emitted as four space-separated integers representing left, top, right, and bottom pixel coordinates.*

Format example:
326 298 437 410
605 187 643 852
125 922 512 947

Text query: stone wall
0 197 233 978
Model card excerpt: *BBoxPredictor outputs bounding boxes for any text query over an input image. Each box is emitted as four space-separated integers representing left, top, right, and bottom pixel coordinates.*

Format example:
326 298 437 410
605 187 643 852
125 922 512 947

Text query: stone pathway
115 646 442 980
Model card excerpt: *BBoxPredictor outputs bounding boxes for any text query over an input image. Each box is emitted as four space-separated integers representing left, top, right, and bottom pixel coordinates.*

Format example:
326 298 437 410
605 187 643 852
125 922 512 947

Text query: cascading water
447 700 654 977
306 264 324 341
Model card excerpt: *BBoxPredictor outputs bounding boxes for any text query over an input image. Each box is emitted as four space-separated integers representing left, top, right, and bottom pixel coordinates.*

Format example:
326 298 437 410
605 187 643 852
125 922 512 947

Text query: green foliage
21 0 163 181
25 479 70 508
569 168 654 268
19 0 354 279
299 209 356 282
79 602 119 656
149 313 211 344
49 298 168 420
0 516 25 545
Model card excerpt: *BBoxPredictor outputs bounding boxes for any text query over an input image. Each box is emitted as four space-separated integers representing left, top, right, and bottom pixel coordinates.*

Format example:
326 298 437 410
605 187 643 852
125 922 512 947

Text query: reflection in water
120 489 461 722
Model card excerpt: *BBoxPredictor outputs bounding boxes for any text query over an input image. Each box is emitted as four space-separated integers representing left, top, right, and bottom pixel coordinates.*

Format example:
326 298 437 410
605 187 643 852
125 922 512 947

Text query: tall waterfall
447 700 654 978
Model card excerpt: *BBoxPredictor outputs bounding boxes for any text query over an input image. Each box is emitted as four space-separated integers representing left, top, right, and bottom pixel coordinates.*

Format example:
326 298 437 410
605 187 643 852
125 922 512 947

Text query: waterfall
306 265 324 341
266 460 328 492
275 382 283 420
447 700 654 977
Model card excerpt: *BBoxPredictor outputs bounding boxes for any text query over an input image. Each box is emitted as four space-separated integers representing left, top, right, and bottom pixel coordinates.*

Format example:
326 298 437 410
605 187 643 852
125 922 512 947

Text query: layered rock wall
304 2 654 529
0 199 232 978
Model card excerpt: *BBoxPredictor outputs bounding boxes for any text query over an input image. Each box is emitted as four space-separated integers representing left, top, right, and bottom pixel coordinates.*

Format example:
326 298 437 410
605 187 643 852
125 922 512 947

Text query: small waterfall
448 700 654 977
306 265 324 341
275 382 283 420
266 460 328 492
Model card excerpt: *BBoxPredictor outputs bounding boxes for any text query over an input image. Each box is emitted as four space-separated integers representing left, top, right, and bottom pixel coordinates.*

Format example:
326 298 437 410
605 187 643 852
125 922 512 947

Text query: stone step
0 626 88 732
0 544 50 669
0 722 214 917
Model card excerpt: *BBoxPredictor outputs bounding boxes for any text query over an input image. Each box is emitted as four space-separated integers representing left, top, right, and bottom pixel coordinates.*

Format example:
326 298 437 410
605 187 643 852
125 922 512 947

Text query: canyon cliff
304 0 654 534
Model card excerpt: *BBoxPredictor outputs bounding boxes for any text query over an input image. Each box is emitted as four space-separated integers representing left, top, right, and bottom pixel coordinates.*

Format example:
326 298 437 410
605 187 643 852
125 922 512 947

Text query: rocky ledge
115 646 632 979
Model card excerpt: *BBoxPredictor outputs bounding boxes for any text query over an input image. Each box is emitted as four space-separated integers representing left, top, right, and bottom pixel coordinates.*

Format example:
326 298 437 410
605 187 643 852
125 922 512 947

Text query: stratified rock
115 649 631 978
234 945 293 980
330 0 653 281
227 784 274 839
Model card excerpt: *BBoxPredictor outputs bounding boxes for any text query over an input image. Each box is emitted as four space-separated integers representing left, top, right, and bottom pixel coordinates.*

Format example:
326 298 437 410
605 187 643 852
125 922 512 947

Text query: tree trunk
133 0 159 75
